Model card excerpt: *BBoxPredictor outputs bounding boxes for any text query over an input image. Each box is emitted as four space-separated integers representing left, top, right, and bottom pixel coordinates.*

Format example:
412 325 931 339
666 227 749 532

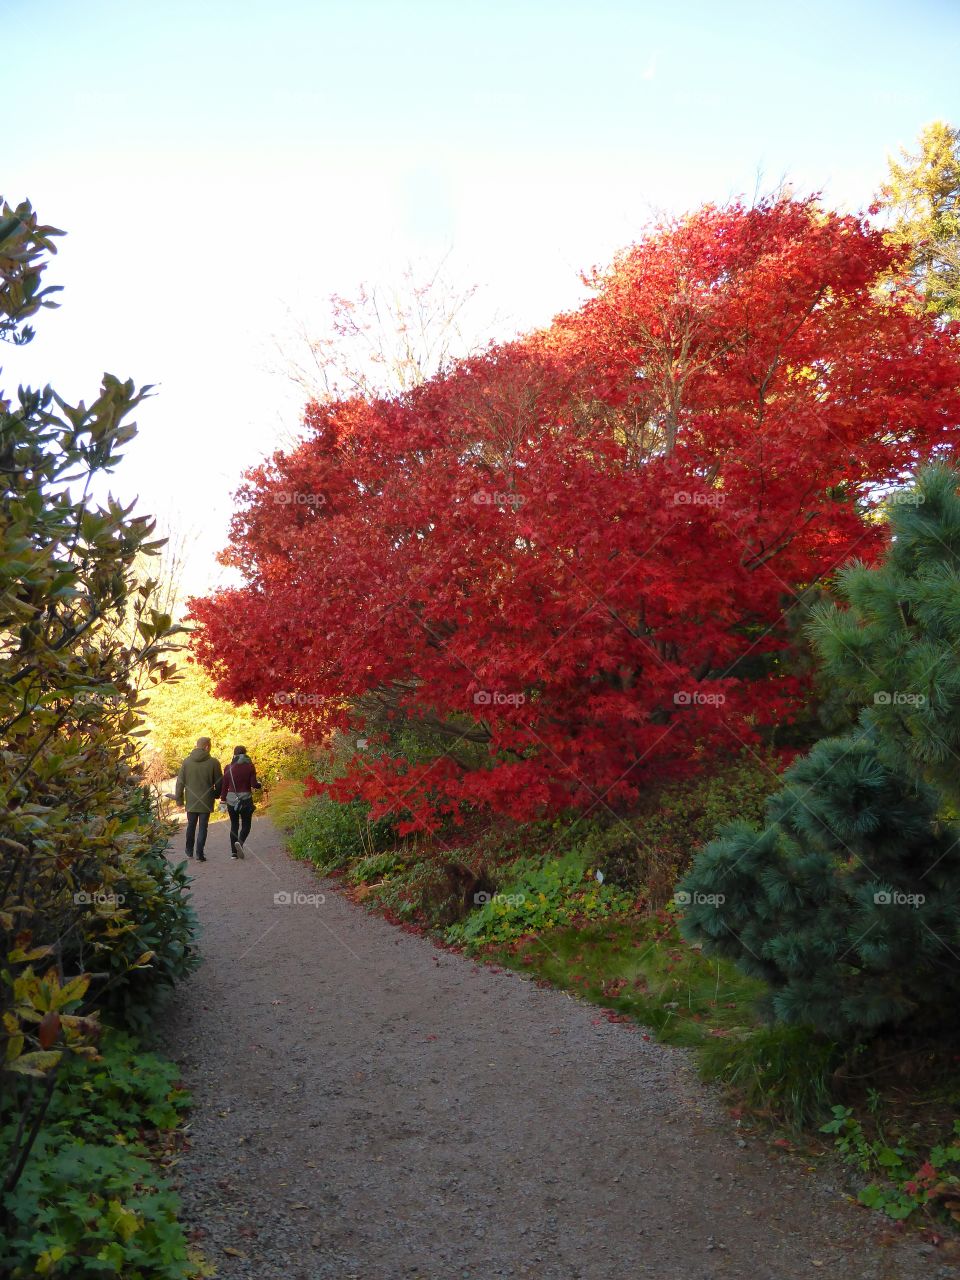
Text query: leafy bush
587 752 783 902
347 850 407 884
73 838 199 1036
334 756 780 937
29 1029 189 1142
0 199 199 1201
359 855 449 922
447 848 635 948
822 1108 960 1225
0 1030 195 1279
288 797 397 872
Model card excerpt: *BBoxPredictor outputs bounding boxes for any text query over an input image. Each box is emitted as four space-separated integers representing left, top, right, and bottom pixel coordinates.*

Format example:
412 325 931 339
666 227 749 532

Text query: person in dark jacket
175 738 223 862
221 745 261 859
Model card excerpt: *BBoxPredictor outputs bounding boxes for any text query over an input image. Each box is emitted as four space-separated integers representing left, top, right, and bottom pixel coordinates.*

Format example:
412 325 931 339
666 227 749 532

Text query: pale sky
5 0 959 600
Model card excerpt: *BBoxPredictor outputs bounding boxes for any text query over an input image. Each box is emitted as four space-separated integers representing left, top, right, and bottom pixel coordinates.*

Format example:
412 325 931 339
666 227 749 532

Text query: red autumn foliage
189 197 960 830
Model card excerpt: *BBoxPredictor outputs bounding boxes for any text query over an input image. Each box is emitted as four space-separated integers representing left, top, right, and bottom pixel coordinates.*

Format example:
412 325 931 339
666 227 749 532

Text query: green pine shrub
679 464 960 1039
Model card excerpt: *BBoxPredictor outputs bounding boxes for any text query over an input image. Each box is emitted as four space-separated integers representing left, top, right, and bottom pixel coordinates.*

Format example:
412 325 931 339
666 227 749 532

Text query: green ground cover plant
1 1030 202 1279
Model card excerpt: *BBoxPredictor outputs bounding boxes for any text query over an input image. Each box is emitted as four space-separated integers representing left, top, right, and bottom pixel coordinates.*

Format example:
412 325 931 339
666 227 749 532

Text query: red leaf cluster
189 198 960 829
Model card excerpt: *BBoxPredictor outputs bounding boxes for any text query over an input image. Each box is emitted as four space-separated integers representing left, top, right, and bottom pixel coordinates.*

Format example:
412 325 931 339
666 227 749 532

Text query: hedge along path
163 818 940 1280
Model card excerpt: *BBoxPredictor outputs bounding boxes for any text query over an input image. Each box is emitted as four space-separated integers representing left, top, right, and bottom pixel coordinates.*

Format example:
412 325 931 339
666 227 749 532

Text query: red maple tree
189 198 960 830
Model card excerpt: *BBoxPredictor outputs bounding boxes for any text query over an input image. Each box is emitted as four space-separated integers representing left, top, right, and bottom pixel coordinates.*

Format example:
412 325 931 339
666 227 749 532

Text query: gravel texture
161 818 950 1279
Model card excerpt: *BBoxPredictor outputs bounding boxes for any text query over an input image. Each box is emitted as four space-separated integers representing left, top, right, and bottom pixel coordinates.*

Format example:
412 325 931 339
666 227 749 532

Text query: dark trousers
228 799 254 848
185 811 210 857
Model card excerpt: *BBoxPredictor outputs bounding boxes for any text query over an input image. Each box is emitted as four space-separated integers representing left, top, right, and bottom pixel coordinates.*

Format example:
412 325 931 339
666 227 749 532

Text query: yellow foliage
264 777 315 830
141 660 312 788
879 120 960 319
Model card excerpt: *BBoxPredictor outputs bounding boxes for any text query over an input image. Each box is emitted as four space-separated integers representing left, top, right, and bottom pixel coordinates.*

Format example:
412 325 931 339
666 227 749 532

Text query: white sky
4 0 958 600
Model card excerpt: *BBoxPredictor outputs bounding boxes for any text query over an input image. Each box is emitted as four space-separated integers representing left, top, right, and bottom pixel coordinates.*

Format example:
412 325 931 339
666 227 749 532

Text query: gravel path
162 818 949 1280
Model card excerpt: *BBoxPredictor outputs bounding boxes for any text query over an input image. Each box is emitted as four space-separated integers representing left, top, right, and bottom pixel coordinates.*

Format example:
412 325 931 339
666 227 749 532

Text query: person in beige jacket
174 737 223 862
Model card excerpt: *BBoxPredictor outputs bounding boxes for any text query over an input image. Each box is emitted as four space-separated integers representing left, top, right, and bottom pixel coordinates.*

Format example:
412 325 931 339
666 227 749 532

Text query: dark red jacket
220 758 260 800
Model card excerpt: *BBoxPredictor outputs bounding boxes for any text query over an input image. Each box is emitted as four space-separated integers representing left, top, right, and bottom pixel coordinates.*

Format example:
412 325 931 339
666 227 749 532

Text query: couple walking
174 738 261 862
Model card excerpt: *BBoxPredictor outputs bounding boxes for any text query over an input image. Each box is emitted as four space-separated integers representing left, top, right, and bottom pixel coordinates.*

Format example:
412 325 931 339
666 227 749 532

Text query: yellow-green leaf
6 1049 61 1076
55 973 90 1007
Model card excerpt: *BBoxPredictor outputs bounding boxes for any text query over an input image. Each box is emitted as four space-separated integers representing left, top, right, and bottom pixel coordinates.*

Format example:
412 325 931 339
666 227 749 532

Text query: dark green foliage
0 1031 193 1279
0 197 189 1189
592 751 783 901
0 200 200 1270
808 464 960 809
288 796 397 872
82 840 199 1036
698 1024 841 1131
681 729 960 1037
680 465 960 1039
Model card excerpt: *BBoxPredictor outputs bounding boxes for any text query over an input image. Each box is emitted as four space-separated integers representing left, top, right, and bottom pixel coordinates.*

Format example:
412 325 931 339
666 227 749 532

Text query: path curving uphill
163 819 946 1280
